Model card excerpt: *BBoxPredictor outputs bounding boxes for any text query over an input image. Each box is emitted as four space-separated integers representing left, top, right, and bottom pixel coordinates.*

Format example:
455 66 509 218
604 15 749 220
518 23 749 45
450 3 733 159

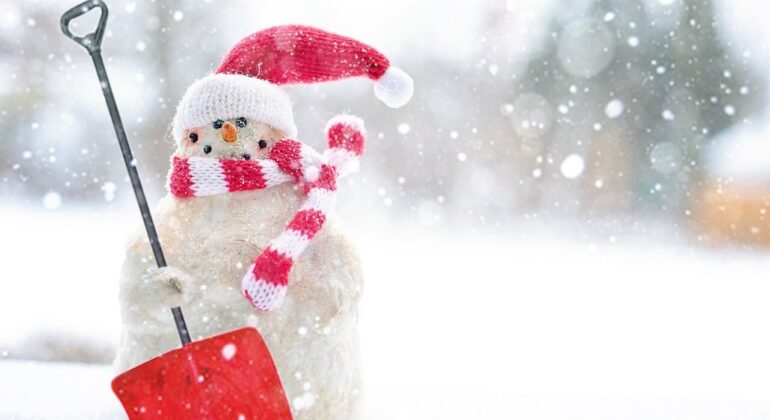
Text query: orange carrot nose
221 121 237 143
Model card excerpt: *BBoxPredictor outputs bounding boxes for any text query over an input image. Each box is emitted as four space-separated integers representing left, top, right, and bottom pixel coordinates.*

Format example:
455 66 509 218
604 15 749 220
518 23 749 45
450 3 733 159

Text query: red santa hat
172 25 413 140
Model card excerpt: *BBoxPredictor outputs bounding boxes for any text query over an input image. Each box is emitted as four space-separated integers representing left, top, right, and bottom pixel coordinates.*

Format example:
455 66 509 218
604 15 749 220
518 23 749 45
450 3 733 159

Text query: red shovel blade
112 327 293 420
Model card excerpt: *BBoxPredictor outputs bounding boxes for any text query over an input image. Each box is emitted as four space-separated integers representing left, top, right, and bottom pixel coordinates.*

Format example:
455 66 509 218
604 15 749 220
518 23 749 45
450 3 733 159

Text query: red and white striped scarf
167 116 365 311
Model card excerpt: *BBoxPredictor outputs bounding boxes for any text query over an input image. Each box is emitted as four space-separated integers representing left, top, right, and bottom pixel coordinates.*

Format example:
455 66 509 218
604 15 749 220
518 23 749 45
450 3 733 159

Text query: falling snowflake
101 182 117 202
43 192 61 210
221 343 237 360
605 99 625 118
560 155 585 179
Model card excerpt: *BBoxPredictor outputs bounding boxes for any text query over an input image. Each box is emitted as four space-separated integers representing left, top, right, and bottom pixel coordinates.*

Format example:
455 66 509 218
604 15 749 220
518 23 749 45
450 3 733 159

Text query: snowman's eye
235 117 247 128
258 139 268 149
213 120 224 129
188 132 198 143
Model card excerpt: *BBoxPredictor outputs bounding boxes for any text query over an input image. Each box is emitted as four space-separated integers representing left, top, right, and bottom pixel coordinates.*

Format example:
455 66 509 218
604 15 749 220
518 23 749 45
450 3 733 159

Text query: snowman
114 25 412 419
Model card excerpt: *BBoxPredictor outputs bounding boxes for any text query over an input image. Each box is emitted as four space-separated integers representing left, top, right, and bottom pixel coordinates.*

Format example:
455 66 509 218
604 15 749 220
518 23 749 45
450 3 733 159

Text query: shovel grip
60 0 108 53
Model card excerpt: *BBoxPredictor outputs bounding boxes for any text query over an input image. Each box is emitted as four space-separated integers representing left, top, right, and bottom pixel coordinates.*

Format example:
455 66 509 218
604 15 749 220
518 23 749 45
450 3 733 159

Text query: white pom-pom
374 66 414 108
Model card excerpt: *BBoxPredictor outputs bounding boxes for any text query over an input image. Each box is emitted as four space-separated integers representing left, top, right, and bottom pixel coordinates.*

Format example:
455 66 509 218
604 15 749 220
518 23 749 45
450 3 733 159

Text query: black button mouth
242 153 251 160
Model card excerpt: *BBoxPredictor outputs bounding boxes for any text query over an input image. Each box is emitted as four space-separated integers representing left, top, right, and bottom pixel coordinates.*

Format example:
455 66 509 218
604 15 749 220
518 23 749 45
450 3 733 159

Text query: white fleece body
115 184 363 419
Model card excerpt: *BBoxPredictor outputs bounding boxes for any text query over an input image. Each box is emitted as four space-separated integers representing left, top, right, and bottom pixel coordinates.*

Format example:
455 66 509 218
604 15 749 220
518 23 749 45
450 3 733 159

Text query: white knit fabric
260 160 294 187
303 188 337 214
241 270 288 312
188 157 228 196
172 74 298 141
323 148 359 178
269 230 311 260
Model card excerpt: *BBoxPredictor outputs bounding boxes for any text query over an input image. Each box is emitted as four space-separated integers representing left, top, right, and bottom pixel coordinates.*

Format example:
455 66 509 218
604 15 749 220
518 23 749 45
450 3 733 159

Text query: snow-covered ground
3 359 770 420
2 207 770 418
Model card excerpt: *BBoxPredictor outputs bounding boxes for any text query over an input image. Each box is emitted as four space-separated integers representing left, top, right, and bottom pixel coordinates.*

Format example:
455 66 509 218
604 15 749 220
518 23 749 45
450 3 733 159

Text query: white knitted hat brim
172 74 298 141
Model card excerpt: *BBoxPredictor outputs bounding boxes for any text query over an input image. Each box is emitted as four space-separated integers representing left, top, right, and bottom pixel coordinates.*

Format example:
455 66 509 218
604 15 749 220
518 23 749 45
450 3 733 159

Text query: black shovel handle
61 0 192 346
61 0 108 53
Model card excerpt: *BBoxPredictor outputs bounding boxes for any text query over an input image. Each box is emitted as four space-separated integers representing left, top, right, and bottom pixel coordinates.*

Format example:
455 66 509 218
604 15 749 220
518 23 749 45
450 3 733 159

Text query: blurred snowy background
3 0 770 418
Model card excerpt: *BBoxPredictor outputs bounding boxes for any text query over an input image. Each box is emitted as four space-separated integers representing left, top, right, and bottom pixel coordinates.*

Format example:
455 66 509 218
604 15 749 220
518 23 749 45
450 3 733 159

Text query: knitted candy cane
167 115 365 311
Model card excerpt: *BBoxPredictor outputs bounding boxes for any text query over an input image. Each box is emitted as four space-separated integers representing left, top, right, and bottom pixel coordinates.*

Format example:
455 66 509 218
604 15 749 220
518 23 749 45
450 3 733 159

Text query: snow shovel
60 1 292 418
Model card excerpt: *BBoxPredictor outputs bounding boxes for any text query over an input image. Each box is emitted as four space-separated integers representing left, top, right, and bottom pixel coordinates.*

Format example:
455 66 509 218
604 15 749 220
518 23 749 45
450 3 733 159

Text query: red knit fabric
215 25 390 84
251 248 293 287
287 209 326 238
168 156 193 197
269 140 304 182
327 122 365 156
221 159 268 191
303 164 337 194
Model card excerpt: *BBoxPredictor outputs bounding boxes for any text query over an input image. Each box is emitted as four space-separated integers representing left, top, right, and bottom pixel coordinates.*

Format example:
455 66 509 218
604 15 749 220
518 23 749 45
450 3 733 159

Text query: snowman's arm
119 237 199 329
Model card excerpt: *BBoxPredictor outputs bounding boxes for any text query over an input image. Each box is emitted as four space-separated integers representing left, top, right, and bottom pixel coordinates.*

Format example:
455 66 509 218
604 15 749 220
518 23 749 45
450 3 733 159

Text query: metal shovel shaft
61 0 191 346
88 51 167 269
